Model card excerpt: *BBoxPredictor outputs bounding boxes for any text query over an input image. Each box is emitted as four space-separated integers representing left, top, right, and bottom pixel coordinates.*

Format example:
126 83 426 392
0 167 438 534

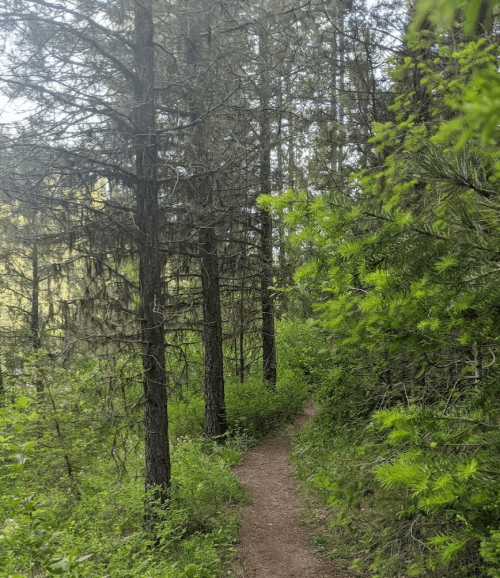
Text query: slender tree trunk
31 242 40 353
337 0 345 175
286 75 296 189
133 0 170 515
259 33 277 388
239 329 244 384
199 200 227 439
185 9 227 439
239 279 245 384
329 0 346 176
48 389 81 499
31 241 44 395
0 363 4 408
260 204 277 388
234 332 238 379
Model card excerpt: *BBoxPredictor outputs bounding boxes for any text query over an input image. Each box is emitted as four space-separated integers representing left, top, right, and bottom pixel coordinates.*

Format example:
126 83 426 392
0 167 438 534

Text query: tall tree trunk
185 8 227 439
260 203 277 388
31 242 40 352
259 32 277 389
31 242 43 394
133 0 170 516
286 75 296 189
199 197 227 438
239 276 245 384
330 0 346 176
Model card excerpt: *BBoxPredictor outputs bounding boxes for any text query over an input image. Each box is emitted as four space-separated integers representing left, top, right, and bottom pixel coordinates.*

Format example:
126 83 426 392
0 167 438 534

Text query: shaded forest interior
1 0 500 576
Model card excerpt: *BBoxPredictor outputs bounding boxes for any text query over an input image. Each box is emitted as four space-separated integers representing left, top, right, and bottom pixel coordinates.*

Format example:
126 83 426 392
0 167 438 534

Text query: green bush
178 564 213 578
277 319 336 387
373 381 500 576
225 371 308 441
169 392 205 439
44 435 243 578
0 325 311 578
278 318 379 425
286 384 401 576
0 397 92 577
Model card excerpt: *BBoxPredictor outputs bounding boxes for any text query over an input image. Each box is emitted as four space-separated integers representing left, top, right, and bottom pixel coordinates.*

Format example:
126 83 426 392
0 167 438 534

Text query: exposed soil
234 403 349 578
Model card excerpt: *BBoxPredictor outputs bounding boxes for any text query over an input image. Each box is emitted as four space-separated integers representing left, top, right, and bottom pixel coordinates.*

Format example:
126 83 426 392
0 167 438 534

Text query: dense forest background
1 0 500 576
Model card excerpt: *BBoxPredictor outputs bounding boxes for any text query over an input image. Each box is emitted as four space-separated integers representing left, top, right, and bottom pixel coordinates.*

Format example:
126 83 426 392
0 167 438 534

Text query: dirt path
234 403 336 578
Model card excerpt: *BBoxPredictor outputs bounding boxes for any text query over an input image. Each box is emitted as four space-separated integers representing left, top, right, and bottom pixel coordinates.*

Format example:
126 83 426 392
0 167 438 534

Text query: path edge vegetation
0 339 310 578
3 0 500 577
269 2 500 577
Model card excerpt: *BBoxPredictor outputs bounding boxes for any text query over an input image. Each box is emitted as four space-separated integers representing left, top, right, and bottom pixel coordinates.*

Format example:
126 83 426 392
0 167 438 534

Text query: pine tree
0 0 171 519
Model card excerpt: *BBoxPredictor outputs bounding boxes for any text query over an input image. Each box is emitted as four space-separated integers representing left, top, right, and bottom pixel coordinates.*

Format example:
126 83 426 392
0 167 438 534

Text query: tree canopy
2 0 500 576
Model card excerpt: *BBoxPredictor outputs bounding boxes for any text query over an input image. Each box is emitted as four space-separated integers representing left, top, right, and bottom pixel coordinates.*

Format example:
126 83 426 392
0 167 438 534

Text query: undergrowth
292 404 492 578
0 352 309 578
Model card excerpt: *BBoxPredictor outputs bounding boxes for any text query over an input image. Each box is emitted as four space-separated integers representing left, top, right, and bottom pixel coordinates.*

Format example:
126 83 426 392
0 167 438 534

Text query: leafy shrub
178 564 213 578
292 374 500 578
0 397 91 577
373 380 500 576
169 392 205 439
276 319 336 388
0 325 310 578
49 436 243 578
291 411 382 568
225 371 308 441
278 318 383 425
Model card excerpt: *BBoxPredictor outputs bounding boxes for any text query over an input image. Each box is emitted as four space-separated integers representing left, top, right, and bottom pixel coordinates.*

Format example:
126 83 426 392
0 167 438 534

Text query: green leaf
14 397 29 409
456 458 478 481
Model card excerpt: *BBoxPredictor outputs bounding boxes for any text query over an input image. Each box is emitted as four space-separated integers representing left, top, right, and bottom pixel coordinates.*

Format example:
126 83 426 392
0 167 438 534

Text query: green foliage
0 326 309 578
178 565 213 578
169 392 205 439
168 341 309 445
48 434 243 578
225 370 308 441
413 0 494 36
372 377 500 571
0 397 91 577
276 319 336 387
291 413 382 576
264 11 500 577
435 62 500 150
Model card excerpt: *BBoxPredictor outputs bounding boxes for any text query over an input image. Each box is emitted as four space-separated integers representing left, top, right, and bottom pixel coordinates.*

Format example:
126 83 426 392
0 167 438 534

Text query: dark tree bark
31 243 40 351
199 197 227 439
239 279 245 384
259 31 277 389
31 241 43 395
260 204 277 389
184 6 227 438
133 0 170 512
0 0 173 510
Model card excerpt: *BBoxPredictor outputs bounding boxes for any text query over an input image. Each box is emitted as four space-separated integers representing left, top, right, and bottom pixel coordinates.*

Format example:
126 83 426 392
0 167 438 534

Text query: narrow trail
234 403 342 578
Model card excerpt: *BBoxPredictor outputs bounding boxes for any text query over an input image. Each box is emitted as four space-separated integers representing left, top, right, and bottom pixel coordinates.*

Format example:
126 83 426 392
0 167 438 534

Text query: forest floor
233 402 354 578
